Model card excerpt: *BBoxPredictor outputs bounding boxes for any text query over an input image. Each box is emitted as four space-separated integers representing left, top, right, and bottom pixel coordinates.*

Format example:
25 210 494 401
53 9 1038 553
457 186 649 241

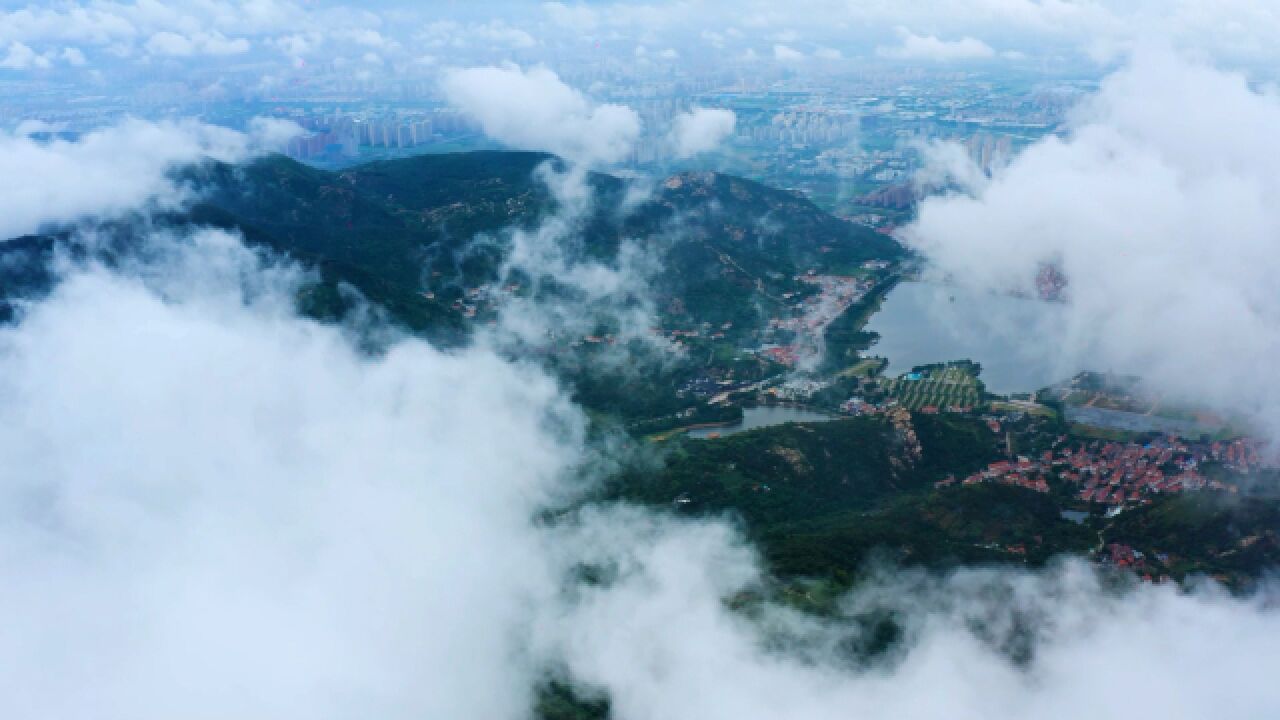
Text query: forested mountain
0 150 903 429
180 151 902 340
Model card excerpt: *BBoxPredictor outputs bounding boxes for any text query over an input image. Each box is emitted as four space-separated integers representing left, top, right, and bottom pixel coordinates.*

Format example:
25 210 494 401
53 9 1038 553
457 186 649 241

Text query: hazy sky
1 1 1279 79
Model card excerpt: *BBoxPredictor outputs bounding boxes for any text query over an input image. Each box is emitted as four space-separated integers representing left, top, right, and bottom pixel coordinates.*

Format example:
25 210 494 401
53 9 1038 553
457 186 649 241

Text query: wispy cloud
441 64 641 167
876 27 995 61
0 117 299 240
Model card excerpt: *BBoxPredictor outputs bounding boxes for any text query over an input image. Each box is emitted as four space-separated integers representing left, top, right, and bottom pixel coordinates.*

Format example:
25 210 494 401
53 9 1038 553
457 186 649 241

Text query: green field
838 357 888 378
990 400 1058 419
882 364 984 411
1066 423 1139 442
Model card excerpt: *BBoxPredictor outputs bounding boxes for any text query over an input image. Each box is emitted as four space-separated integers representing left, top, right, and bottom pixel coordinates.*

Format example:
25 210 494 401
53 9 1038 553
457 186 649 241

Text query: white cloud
488 210 669 359
0 41 51 69
0 1 1274 77
877 27 996 61
13 119 62 136
0 0 311 47
440 64 641 166
199 31 250 55
246 116 305 149
0 118 300 240
343 28 390 48
542 1 600 33
668 107 737 158
145 30 249 57
272 32 318 57
0 230 582 719
0 1 352 68
547 526 1280 720
773 43 804 61
911 137 993 192
473 22 537 49
903 46 1280 436
418 21 465 47
814 46 843 60
0 4 139 47
145 30 194 56
418 21 535 51
60 46 87 66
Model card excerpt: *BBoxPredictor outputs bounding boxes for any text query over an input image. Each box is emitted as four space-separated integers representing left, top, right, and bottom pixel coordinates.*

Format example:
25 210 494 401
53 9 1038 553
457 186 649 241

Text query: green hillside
2 150 903 423
180 151 902 344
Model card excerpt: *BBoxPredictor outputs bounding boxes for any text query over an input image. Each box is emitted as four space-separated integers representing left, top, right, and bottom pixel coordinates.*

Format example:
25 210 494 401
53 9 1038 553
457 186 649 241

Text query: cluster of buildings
759 273 872 367
677 373 743 400
12 46 1086 226
757 344 801 366
280 109 481 160
941 435 1270 508
840 396 873 414
938 457 1050 494
1058 437 1262 506
741 110 860 147
767 377 830 402
962 133 1015 174
1099 543 1163 575
1211 438 1268 472
886 406 923 467
661 321 735 345
1098 543 1187 584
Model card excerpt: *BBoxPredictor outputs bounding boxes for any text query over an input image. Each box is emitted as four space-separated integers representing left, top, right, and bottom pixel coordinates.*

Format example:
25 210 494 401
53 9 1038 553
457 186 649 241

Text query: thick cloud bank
0 231 581 719
904 47 1280 433
549 527 1280 720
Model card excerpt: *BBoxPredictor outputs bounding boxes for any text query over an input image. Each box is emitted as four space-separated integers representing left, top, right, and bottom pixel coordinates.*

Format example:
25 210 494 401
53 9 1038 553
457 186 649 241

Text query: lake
1060 510 1090 525
864 281 1084 395
687 406 837 439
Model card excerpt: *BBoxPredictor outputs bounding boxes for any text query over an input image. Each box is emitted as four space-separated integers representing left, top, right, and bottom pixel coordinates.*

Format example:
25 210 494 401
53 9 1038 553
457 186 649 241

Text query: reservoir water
864 281 1084 395
687 406 836 439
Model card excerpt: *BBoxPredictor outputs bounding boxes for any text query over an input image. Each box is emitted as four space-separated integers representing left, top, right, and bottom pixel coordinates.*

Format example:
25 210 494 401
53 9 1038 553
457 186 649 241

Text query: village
939 434 1271 510
762 272 873 367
